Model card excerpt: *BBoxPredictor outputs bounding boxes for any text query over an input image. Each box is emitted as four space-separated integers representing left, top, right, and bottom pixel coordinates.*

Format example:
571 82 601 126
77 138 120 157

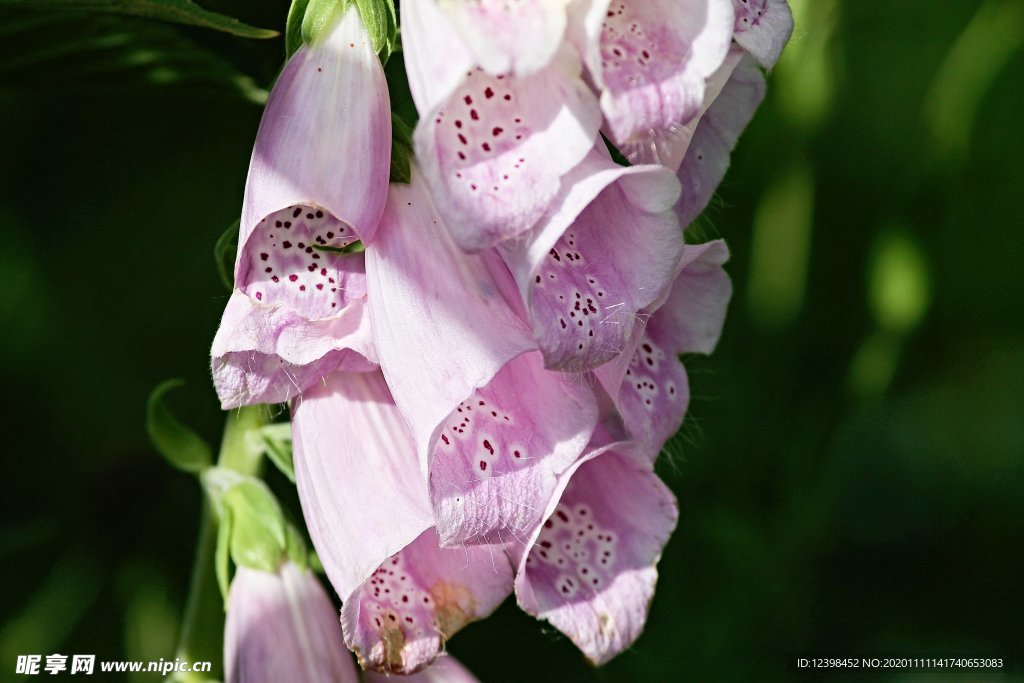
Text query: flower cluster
212 0 791 675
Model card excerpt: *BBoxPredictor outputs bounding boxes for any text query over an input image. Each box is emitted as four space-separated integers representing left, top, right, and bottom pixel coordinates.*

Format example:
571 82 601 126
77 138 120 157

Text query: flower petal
342 529 512 674
364 172 535 475
414 49 601 251
515 445 678 665
363 655 480 683
676 53 765 226
732 0 794 68
210 215 375 409
401 0 476 115
240 5 389 250
437 0 571 76
292 371 434 601
501 148 684 371
578 0 734 146
610 241 731 461
225 563 359 683
429 351 599 547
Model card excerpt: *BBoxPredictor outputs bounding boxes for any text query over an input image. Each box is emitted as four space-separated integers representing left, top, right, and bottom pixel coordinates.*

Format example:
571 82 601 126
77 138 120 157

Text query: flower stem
171 406 270 681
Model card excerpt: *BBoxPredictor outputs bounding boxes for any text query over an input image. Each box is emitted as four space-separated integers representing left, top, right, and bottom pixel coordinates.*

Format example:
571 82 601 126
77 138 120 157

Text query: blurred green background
1 0 1022 680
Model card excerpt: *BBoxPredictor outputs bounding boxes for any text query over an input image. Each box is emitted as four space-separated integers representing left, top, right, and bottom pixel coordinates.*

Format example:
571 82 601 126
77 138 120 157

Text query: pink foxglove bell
211 5 390 408
224 562 359 683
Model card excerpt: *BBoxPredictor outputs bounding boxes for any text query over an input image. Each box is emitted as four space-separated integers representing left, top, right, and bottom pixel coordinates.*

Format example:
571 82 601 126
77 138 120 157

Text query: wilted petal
363 655 480 683
429 351 598 547
211 209 375 408
732 0 794 68
225 562 359 683
501 148 683 371
578 0 734 146
611 241 731 461
365 172 535 474
342 529 512 674
414 50 601 251
515 445 677 665
676 54 765 226
240 5 390 247
437 0 571 76
293 371 435 600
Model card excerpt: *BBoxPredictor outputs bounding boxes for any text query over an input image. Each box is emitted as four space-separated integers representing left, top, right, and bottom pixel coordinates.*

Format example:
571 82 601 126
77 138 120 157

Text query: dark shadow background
1 1 1021 681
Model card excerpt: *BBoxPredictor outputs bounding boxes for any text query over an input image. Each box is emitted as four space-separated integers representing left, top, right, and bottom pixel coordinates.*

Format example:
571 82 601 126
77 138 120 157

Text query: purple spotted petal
225 562 359 683
429 351 599 547
210 210 376 408
341 529 513 674
610 241 731 462
501 147 684 371
239 5 389 249
438 0 571 77
732 0 794 68
365 171 535 476
515 443 677 665
293 371 434 601
363 655 480 683
676 53 765 226
576 0 734 147
413 48 601 251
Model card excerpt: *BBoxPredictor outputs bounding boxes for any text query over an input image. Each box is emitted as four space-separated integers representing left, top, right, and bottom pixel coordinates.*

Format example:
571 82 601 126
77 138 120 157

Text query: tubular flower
224 562 359 683
571 0 735 150
513 434 678 664
604 240 732 461
403 0 601 251
499 146 684 371
292 371 514 674
731 0 794 68
211 5 390 408
364 172 600 547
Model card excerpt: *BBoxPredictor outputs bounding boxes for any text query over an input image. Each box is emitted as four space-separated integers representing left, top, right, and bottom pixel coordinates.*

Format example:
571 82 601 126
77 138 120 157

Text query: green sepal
214 219 239 292
353 0 397 60
284 524 309 570
300 0 345 47
146 379 213 474
1 0 279 39
390 112 415 184
285 0 310 58
224 478 287 573
259 423 295 483
215 502 233 604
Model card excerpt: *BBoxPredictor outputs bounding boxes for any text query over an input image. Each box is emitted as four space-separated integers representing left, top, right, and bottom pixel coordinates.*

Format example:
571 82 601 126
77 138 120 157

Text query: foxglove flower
365 172 600 548
292 371 514 674
403 0 601 250
603 241 732 461
731 0 794 68
224 562 359 683
500 146 685 371
211 6 390 408
513 435 677 664
363 654 481 683
571 0 735 149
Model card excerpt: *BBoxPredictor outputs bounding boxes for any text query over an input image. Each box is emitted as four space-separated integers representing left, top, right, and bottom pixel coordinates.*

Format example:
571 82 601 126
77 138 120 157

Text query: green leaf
146 379 213 474
0 0 278 39
285 0 310 58
353 0 396 60
214 219 239 292
284 523 308 570
223 477 287 573
259 424 295 483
